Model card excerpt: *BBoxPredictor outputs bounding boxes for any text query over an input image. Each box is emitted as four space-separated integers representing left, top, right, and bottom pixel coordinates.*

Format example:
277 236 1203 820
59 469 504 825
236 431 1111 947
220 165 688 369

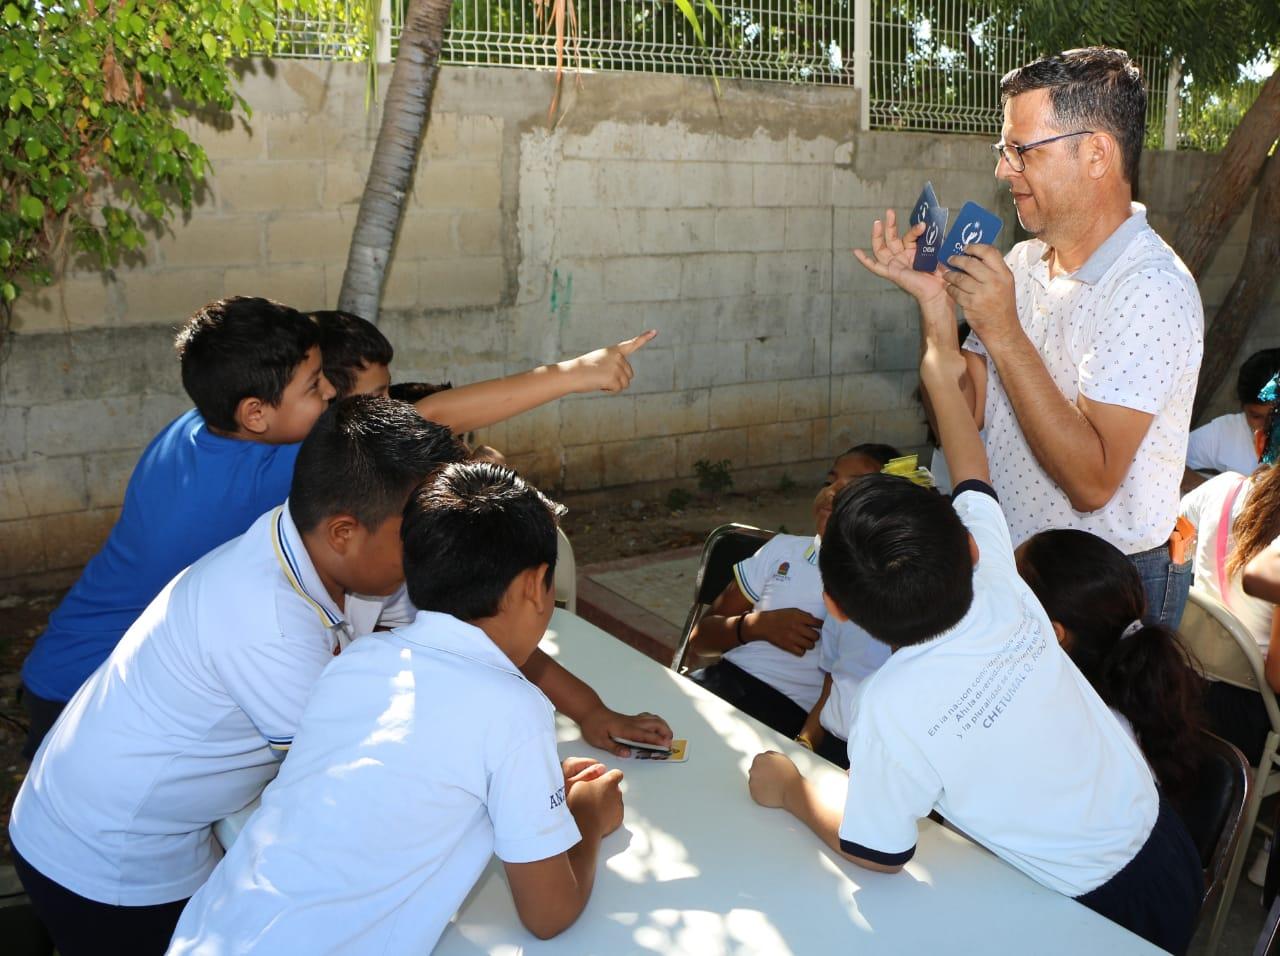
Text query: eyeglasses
991 131 1095 172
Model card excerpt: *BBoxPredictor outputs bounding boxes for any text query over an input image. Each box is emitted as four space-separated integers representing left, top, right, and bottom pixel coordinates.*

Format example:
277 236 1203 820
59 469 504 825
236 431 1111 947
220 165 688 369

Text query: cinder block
421 113 461 160
563 442 603 491
396 212 455 259
785 208 832 251
0 407 26 463
679 164 754 208
635 209 716 255
27 396 154 457
747 420 814 466
382 256 421 311
559 395 637 445
555 209 637 258
211 161 321 212
811 417 831 459
10 275 119 334
458 115 503 161
675 427 749 476
787 166 832 206
709 381 779 430
413 162 502 210
779 377 830 421
634 389 709 438
322 159 370 207
41 507 121 571
457 210 503 256
624 345 676 394
601 436 679 486
746 335 815 380
160 217 264 267
186 116 264 160
503 448 560 488
681 254 754 300
267 213 353 265
789 132 838 164
267 121 328 160
604 256 682 303
838 372 902 414
714 209 786 253
418 257 506 308
596 161 681 210
221 266 326 312
754 165 788 207
121 271 226 327
673 341 748 390
501 404 561 457
3 326 181 406
0 516 47 578
755 252 830 295
875 330 920 371
829 328 877 374
11 457 89 518
554 160 600 208
85 449 140 509
874 407 927 450
829 412 878 452
0 465 24 521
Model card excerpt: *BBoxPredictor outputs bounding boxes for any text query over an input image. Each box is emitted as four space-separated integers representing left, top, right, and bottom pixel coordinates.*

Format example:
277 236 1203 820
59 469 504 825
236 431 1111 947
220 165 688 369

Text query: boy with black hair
747 339 1203 953
19 297 337 755
1184 347 1280 489
10 397 464 956
170 462 624 953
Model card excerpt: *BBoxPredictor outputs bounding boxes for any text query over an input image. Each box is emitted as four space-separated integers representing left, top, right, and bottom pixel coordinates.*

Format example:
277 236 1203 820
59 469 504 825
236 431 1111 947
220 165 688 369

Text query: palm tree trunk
1173 68 1280 279
1192 150 1280 425
338 0 453 322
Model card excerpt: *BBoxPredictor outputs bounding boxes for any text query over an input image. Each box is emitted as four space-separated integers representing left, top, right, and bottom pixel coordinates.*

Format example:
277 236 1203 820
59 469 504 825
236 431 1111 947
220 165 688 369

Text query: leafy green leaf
18 195 44 225
2 4 19 25
200 32 217 57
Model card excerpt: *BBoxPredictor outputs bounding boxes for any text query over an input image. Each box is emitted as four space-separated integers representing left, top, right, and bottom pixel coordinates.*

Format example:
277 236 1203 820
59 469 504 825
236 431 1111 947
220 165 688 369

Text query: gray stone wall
2 61 1275 591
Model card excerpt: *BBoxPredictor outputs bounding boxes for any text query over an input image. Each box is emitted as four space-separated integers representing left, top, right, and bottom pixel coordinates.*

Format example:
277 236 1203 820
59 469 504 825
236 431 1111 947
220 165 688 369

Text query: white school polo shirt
9 504 410 907
964 203 1203 553
168 611 581 956
1187 412 1258 477
720 534 827 710
838 484 1159 897
817 616 891 740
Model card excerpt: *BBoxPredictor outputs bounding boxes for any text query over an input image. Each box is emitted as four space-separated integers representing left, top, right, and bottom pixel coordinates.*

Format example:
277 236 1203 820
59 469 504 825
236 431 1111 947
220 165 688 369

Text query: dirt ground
0 485 809 868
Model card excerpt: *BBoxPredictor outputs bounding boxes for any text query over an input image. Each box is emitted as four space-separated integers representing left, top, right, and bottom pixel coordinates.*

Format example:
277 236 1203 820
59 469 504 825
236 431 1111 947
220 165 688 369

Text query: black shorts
1075 795 1203 954
686 659 808 739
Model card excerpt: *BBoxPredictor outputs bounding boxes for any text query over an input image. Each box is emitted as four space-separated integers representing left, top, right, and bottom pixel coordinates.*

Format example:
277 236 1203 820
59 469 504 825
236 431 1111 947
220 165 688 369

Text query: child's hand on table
562 756 610 797
566 766 626 839
748 751 802 808
579 707 673 757
743 609 823 657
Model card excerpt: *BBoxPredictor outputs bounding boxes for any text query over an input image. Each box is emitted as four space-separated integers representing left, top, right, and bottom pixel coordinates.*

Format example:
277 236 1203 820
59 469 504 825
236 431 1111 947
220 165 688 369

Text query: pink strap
1215 477 1248 609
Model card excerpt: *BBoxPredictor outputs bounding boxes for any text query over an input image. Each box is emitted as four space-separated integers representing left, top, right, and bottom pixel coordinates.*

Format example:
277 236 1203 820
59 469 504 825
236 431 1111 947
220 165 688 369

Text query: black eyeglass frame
990 131 1096 172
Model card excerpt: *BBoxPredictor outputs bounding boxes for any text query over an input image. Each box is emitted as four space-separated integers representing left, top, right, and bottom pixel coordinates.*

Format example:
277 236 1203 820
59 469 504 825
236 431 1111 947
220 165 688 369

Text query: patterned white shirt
964 204 1203 553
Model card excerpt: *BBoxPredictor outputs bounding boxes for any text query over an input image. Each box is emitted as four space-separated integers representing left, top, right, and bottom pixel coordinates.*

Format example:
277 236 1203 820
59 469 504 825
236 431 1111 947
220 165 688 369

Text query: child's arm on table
919 341 990 489
504 766 625 939
748 752 903 873
691 582 823 657
796 675 832 750
414 331 657 434
522 648 673 757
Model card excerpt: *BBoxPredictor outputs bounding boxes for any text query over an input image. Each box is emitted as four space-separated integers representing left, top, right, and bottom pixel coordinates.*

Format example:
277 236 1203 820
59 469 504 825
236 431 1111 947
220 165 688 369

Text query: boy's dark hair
311 310 395 399
1237 348 1280 405
1017 529 1207 804
820 473 973 647
289 396 466 533
174 297 319 432
402 462 563 620
1000 47 1146 187
388 381 453 403
842 443 902 468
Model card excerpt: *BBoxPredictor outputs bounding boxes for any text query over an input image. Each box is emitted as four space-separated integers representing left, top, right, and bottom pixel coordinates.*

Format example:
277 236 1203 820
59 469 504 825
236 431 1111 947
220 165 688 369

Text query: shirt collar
804 535 821 566
272 503 345 630
395 610 527 679
1035 202 1148 287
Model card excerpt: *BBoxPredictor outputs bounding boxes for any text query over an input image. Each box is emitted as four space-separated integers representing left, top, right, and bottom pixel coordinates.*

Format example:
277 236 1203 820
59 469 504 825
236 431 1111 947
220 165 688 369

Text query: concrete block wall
1 61 1275 591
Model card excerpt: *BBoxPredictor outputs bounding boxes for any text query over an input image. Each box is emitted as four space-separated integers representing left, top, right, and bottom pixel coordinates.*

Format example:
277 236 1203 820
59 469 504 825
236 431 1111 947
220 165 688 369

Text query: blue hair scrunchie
1258 373 1280 465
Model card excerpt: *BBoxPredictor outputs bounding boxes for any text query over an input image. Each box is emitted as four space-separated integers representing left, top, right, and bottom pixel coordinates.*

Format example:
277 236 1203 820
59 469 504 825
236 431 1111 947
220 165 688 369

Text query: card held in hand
910 181 949 273
941 201 1004 270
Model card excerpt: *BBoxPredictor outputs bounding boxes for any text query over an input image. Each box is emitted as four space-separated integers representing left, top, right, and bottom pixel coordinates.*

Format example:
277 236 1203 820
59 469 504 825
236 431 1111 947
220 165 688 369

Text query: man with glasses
856 47 1203 628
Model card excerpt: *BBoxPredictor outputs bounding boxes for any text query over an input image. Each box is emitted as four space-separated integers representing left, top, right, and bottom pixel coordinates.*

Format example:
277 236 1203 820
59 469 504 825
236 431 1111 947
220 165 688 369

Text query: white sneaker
1248 837 1273 888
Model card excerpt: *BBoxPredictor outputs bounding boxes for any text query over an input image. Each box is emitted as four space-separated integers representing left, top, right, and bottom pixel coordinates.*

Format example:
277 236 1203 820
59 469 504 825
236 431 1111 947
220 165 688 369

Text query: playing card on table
909 181 949 272
941 201 1003 270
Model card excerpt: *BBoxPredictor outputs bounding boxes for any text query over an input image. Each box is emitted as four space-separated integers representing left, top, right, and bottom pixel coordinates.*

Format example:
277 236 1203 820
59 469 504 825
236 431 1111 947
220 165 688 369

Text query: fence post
376 0 393 63
854 0 870 131
1162 60 1181 151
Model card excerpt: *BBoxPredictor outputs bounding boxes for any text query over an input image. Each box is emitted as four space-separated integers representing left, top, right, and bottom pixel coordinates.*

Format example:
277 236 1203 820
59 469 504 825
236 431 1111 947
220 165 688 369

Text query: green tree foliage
0 0 312 305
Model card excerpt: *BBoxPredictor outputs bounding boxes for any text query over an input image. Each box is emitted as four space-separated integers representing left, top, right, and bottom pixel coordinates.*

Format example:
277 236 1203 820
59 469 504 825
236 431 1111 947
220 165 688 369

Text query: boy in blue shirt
20 297 332 753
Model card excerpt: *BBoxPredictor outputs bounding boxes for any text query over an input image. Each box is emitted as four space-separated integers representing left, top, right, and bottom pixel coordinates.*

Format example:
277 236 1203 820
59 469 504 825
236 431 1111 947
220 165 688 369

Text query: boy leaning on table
747 331 1203 954
168 462 624 954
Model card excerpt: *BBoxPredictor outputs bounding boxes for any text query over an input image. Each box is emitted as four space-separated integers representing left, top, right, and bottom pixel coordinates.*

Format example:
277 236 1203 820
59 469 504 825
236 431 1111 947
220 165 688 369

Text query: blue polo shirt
21 409 300 703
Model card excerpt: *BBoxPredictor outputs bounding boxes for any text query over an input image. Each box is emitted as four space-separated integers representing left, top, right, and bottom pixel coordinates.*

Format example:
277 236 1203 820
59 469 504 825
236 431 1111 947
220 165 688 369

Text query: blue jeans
1127 542 1192 631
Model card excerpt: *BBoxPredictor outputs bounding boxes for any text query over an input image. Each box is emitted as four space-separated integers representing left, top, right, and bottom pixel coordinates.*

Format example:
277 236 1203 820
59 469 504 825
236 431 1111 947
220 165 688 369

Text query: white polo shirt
817 616 891 740
964 204 1203 553
838 484 1159 897
720 534 827 710
9 504 410 906
168 611 581 956
1187 412 1258 477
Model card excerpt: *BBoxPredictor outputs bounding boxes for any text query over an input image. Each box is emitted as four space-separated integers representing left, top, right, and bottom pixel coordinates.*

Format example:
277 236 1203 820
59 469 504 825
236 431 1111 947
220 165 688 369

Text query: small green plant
694 458 733 497
665 487 693 512
778 472 797 493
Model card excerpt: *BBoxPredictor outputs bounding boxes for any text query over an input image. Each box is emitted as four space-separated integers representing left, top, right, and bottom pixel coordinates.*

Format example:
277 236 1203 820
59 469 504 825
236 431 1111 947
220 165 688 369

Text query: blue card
909 182 949 273
941 201 1003 270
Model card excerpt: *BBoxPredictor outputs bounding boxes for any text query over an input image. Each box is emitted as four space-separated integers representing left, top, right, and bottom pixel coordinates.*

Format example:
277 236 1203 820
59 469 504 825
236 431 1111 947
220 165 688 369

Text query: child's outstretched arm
521 648 673 757
414 331 657 434
919 342 990 489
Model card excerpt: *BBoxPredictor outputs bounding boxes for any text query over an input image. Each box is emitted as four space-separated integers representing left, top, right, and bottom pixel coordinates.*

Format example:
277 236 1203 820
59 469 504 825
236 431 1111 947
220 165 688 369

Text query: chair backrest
1180 731 1251 922
554 527 577 613
670 523 774 672
1178 587 1280 732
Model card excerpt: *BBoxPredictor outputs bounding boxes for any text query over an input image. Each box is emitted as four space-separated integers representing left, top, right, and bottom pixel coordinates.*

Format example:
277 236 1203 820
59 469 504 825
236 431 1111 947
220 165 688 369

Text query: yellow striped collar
271 504 343 631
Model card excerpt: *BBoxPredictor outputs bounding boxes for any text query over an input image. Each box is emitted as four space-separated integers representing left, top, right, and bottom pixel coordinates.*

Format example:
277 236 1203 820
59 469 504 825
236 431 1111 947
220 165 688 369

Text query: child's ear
968 533 980 568
822 591 849 622
1050 620 1068 648
234 396 270 436
523 563 553 613
323 515 360 555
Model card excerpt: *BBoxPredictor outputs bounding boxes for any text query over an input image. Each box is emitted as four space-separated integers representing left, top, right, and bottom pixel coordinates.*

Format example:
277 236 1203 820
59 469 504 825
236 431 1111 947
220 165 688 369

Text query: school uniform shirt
167 611 581 956
9 503 410 907
817 617 891 741
720 534 828 710
964 204 1203 553
1187 411 1258 477
1180 472 1273 650
22 409 301 703
838 483 1159 897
